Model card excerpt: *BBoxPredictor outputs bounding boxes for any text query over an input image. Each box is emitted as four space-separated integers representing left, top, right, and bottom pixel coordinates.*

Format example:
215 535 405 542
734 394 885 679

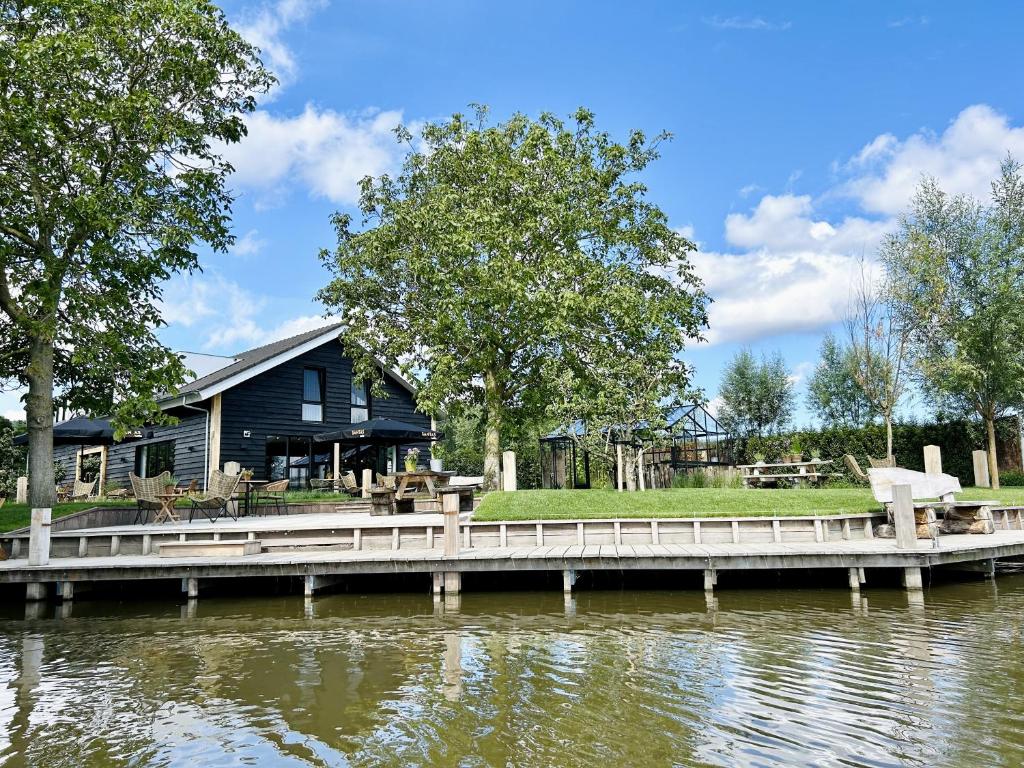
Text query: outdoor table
236 479 268 517
736 460 834 488
394 470 455 500
153 491 184 524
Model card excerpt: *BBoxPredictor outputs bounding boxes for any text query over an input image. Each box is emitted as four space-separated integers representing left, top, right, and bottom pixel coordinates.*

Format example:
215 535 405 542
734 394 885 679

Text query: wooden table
236 479 268 517
394 470 455 500
737 460 834 488
153 491 184 524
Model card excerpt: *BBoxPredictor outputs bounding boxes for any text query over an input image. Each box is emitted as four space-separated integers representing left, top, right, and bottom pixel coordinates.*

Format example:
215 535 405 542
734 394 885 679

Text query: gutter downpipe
179 395 209 492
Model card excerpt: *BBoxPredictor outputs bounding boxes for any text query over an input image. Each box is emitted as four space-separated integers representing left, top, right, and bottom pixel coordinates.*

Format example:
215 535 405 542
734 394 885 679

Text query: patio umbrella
13 415 116 446
314 417 441 444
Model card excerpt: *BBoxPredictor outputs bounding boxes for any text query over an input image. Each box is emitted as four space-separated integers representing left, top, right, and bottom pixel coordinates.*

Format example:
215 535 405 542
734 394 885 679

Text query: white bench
156 540 261 558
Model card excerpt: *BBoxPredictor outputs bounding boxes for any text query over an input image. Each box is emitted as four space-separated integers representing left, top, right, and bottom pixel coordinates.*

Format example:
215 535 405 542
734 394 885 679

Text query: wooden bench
437 485 476 512
156 540 261 558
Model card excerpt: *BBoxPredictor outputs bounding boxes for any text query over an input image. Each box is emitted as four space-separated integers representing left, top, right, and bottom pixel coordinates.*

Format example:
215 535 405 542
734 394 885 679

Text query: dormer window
302 368 325 422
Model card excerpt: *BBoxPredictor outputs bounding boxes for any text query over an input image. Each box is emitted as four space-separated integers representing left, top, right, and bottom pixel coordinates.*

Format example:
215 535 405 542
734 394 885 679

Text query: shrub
1001 470 1024 487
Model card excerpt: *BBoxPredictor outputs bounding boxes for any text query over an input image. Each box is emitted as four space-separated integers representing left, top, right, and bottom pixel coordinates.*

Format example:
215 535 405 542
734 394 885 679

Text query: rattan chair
69 478 97 501
254 479 290 516
129 471 171 524
867 455 897 469
379 474 397 491
340 471 363 497
188 469 242 523
843 454 868 483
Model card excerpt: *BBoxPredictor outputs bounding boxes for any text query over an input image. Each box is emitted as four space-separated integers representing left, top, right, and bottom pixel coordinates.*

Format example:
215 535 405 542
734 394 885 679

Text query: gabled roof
162 323 417 407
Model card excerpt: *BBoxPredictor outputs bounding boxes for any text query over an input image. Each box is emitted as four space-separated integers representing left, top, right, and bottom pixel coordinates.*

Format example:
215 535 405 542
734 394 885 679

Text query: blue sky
6 1 1024 423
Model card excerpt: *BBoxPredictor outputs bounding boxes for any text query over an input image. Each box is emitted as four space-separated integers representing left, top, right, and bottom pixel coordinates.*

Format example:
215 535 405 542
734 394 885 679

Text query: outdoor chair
309 478 335 491
129 471 171 524
380 474 397 491
843 454 868 483
188 469 242 523
69 478 97 501
254 479 290 516
340 471 363 497
867 455 897 469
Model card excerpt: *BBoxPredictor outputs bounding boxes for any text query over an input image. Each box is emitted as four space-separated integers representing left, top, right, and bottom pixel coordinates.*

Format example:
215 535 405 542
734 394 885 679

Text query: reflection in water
0 579 1024 766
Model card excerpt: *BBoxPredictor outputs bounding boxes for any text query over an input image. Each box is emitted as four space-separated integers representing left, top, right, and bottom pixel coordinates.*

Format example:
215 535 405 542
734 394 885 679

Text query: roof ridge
232 321 342 358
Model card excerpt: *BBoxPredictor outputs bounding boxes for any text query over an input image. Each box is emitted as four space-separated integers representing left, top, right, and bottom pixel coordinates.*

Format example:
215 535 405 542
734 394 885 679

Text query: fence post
223 461 240 476
361 468 373 499
442 492 460 594
972 450 990 488
16 476 28 504
28 506 51 566
502 451 517 491
616 444 624 492
923 445 942 475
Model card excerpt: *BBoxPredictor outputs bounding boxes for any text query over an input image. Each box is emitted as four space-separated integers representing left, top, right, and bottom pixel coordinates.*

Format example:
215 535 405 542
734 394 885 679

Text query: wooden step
261 537 353 551
157 540 261 557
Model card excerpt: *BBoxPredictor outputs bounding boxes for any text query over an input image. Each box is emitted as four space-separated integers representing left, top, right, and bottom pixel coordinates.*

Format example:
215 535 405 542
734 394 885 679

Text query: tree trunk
884 414 894 461
624 445 637 492
482 370 502 491
986 415 1000 490
25 336 56 507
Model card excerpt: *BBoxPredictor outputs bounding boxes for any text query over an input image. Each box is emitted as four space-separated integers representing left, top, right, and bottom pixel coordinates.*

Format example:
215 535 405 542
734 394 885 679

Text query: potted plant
785 439 803 464
404 448 420 473
164 475 179 492
752 452 766 476
810 447 822 461
429 444 443 472
239 468 254 481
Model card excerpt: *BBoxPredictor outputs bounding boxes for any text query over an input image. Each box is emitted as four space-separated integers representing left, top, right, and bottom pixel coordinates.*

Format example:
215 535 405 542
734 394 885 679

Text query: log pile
939 503 995 535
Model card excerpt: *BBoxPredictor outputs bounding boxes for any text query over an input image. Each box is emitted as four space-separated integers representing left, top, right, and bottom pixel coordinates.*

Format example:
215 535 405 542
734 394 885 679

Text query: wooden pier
3 500 1024 601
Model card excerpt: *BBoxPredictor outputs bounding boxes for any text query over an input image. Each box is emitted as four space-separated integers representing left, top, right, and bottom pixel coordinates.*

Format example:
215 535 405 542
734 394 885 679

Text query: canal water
1 575 1023 767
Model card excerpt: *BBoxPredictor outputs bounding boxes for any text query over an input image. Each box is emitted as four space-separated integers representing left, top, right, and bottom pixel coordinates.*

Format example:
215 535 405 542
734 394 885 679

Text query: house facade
56 325 430 490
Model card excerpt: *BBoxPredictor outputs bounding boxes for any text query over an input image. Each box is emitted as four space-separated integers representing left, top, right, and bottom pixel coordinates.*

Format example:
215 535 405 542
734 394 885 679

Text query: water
1 577 1024 767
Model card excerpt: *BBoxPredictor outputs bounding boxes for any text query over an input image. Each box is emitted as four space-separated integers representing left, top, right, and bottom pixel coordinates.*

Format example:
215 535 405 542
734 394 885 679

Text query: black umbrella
315 417 441 444
13 415 116 446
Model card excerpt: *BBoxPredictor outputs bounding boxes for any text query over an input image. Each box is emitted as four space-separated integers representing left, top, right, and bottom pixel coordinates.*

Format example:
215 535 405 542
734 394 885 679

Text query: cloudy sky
5 1 1024 423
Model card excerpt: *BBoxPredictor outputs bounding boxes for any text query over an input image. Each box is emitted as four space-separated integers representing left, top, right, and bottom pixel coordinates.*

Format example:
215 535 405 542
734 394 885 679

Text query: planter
430 458 443 472
404 462 417 473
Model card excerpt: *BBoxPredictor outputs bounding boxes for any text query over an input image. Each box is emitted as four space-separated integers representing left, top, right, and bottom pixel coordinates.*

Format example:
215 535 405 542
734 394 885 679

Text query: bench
437 485 476 512
156 540 261 558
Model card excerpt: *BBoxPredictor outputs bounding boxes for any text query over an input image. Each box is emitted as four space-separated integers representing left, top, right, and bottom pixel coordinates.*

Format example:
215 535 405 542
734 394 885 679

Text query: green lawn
473 487 1024 521
0 500 137 532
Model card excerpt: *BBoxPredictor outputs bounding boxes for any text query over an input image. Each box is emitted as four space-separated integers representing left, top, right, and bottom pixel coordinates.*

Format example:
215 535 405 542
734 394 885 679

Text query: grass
0 500 137 532
473 486 1024 521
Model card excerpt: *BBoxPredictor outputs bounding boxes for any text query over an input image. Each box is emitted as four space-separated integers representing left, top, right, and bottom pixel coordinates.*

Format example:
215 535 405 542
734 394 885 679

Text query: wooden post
502 450 517 491
443 492 460 555
361 468 373 498
637 450 646 491
27 507 51 566
333 443 341 486
923 445 942 476
902 567 923 591
616 444 624 492
208 393 222 477
703 568 717 592
972 450 990 488
98 446 108 495
223 461 240 476
892 483 917 550
16 476 27 504
563 569 577 593
848 567 860 592
25 583 47 602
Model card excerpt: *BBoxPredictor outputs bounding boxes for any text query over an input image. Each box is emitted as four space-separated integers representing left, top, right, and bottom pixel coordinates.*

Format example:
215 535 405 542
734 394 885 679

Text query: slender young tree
806 332 876 428
0 0 272 508
717 349 794 440
844 259 910 460
883 159 1024 488
318 106 708 488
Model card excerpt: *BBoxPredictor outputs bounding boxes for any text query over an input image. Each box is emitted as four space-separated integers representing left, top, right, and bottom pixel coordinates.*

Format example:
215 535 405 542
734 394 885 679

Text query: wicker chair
254 479 290 516
379 474 397 491
843 454 868 483
69 478 97 501
309 477 336 491
867 455 897 469
188 469 242 523
130 471 171 524
340 471 363 497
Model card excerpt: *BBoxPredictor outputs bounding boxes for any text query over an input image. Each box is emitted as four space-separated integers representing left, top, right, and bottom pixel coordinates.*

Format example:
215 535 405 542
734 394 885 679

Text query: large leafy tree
717 349 794 440
0 0 272 507
319 107 708 488
883 159 1024 488
807 332 876 428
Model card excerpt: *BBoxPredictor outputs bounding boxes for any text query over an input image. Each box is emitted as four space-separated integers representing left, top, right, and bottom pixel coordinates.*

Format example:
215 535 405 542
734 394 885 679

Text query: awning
314 417 440 444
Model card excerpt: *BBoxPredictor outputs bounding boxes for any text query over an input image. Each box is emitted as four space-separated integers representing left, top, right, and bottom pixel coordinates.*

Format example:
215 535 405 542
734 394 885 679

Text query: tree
807 333 876 427
717 349 794 439
318 106 708 488
844 259 910 461
0 0 272 507
882 159 1024 488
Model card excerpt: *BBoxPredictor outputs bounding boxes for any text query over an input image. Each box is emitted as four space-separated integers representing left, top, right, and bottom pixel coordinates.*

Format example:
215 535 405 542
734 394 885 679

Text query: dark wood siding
219 339 428 472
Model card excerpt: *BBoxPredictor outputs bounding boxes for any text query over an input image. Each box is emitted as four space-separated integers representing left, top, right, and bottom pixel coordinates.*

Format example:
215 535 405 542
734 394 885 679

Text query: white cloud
230 229 266 258
695 103 1024 346
223 105 408 206
788 361 815 386
235 0 328 91
842 104 1024 215
703 15 791 31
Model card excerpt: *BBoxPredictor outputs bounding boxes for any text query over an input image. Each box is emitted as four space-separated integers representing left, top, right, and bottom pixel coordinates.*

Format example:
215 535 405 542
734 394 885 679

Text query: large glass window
302 367 325 422
351 378 369 423
135 441 175 478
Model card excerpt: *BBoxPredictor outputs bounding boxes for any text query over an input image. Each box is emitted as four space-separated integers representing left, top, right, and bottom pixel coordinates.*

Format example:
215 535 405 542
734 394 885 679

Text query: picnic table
737 460 834 488
394 470 455 500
